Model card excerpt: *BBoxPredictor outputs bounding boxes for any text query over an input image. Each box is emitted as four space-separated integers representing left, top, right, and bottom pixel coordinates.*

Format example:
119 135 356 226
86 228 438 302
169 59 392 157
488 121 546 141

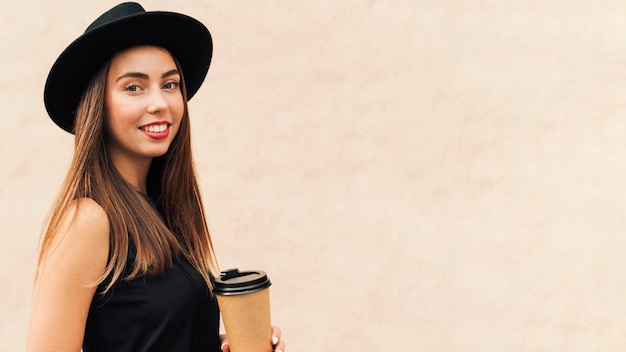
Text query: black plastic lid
214 268 272 296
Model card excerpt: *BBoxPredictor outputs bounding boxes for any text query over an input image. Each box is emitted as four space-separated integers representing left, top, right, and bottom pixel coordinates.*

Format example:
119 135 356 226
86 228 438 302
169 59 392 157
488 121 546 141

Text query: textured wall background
3 1 626 350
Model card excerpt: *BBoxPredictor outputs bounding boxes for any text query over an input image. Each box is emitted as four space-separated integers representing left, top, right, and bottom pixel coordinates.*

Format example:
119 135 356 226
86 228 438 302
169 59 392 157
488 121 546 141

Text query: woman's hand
220 326 286 352
220 334 228 351
271 326 286 352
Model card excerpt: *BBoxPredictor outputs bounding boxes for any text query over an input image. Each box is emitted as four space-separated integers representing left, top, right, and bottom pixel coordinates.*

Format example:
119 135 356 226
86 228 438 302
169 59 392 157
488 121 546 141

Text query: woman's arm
26 198 110 352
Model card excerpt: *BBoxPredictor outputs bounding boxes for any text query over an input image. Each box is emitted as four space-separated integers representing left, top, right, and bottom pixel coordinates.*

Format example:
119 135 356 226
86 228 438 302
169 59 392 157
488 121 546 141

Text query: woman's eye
163 81 180 90
124 84 141 93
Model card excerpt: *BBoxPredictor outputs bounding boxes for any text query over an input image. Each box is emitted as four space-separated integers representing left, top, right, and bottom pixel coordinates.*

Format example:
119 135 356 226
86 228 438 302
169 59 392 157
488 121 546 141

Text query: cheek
104 100 136 143
104 105 123 137
169 97 185 130
104 93 125 129
172 97 185 121
171 110 185 138
105 96 140 127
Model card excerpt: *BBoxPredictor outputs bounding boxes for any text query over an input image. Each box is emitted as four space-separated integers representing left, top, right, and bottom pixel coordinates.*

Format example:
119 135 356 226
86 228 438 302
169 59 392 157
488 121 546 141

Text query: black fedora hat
44 2 212 133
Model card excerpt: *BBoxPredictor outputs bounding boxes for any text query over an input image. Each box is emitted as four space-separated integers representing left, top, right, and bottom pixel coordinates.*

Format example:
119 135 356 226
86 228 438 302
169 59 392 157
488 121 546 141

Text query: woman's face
104 45 184 165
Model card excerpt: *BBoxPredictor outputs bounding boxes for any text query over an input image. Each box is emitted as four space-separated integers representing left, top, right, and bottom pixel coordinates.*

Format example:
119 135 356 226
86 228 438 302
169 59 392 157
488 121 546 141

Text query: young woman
26 3 285 351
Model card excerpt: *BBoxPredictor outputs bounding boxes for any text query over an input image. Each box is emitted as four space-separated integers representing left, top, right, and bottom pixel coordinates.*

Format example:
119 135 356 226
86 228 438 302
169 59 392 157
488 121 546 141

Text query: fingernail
272 336 279 344
276 349 283 352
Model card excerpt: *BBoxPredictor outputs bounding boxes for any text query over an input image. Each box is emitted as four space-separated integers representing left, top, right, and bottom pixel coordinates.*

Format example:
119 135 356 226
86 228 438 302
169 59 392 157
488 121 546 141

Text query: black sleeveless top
82 196 221 351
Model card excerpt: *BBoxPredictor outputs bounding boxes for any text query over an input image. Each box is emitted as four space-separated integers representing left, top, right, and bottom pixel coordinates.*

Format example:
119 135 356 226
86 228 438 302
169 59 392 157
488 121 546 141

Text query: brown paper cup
214 268 272 352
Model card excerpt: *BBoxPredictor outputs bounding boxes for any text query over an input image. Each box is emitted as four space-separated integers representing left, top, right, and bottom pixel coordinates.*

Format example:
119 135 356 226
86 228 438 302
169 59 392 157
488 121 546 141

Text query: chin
145 147 171 158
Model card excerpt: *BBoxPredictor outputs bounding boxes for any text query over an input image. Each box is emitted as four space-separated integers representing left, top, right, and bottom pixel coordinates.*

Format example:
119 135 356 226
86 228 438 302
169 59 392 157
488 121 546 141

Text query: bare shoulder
58 197 109 240
27 198 110 351
63 197 109 231
45 197 110 272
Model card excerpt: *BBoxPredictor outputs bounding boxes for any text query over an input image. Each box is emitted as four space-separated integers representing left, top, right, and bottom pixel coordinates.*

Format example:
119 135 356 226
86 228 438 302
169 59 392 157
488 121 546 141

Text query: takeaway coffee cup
214 268 273 352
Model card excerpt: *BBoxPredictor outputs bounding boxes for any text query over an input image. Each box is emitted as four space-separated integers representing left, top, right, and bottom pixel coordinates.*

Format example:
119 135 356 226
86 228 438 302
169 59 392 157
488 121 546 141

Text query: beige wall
2 0 626 350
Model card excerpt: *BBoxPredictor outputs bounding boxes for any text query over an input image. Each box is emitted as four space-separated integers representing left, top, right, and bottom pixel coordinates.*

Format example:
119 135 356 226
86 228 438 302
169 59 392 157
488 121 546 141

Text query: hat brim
44 11 212 133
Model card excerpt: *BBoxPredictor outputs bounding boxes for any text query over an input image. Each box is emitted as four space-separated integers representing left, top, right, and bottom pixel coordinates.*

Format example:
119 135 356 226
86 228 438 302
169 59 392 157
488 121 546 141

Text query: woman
26 3 285 351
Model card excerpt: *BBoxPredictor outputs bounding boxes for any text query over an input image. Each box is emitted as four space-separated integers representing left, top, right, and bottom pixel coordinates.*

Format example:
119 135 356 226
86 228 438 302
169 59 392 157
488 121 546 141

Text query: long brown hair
36 51 218 293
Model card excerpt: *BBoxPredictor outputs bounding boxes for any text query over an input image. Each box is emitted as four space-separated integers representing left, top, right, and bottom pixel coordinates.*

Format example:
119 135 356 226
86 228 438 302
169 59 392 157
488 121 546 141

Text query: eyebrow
115 69 180 82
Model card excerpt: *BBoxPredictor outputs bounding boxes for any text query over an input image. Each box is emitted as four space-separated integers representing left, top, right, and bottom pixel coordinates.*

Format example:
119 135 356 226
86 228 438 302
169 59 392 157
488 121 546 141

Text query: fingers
271 325 281 341
271 326 285 352
223 327 284 352
220 334 230 352
274 340 286 352
221 342 230 352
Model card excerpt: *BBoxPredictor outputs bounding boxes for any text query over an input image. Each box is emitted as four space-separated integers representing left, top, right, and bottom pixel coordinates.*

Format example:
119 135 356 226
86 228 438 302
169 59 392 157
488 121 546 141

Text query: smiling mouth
139 123 169 133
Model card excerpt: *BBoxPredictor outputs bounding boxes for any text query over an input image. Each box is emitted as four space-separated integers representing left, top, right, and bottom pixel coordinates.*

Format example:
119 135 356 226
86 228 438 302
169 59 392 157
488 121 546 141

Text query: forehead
108 45 178 74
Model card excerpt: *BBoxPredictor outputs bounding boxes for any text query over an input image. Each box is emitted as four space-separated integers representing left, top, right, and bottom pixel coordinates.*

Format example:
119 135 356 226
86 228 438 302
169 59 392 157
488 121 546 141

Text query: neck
107 148 152 193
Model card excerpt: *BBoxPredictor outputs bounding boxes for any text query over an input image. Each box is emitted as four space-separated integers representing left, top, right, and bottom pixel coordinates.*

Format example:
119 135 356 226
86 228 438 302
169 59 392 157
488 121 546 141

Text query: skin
104 45 183 193
27 45 285 351
221 326 285 352
26 197 110 351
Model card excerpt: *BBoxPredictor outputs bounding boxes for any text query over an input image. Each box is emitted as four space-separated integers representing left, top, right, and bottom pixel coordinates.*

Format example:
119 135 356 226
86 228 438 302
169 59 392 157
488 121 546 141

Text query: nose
147 89 168 114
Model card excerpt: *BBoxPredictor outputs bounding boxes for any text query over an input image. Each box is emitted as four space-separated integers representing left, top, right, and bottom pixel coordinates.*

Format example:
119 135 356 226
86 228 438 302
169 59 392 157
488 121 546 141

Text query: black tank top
83 247 221 351
82 196 221 351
